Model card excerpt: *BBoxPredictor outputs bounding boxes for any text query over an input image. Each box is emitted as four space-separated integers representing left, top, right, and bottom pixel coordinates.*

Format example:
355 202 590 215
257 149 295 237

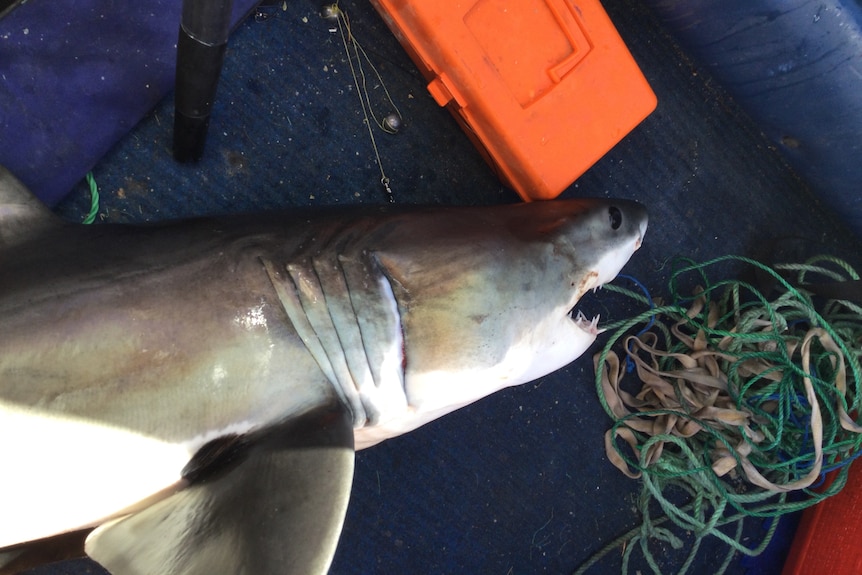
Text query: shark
0 165 647 574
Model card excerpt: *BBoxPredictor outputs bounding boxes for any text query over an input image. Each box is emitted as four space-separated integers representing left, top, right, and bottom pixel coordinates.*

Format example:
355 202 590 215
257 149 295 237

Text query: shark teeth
568 279 605 335
571 310 601 335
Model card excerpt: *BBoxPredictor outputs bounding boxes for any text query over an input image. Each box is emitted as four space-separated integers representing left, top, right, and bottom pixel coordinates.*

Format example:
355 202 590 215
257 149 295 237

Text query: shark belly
0 403 191 547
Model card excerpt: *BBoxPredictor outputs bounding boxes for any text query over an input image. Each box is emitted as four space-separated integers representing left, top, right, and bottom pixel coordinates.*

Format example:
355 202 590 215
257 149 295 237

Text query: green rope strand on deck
579 254 862 574
82 172 100 224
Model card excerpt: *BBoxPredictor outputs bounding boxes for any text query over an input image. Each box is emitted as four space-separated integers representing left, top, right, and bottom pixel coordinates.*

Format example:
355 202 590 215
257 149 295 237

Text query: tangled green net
579 255 862 574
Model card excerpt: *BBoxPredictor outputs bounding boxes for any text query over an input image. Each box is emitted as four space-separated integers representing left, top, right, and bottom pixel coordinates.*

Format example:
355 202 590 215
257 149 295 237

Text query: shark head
354 199 647 447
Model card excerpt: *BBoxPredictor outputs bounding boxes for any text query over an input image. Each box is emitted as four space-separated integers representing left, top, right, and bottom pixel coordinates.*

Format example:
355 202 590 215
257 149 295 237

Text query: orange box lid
369 0 657 201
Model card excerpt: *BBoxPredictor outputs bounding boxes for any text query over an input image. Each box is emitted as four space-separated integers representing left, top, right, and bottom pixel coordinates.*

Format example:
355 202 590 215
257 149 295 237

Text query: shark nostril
608 206 622 230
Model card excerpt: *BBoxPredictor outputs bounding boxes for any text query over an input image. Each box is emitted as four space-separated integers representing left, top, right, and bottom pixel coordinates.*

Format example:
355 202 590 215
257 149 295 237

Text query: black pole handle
173 0 234 162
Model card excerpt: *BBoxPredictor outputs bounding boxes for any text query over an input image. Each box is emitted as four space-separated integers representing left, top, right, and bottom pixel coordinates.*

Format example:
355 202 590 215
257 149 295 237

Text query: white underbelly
0 402 191 547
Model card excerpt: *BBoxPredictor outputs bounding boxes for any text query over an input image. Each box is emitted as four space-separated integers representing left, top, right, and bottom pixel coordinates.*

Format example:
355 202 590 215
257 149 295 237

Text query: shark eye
608 206 622 230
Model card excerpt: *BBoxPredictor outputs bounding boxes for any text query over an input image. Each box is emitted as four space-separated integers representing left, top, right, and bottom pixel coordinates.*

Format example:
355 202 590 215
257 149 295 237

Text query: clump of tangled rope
577 254 862 575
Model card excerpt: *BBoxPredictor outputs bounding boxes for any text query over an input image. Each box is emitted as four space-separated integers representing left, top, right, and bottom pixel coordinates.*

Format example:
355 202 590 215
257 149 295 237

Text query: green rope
579 254 862 574
82 171 100 224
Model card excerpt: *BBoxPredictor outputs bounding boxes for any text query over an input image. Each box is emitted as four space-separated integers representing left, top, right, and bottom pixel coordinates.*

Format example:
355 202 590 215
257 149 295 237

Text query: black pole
173 0 234 162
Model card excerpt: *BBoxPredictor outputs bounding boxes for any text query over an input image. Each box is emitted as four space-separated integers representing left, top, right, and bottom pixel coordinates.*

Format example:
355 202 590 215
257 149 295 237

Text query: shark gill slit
371 254 408 384
338 249 409 421
313 253 381 425
338 252 385 391
288 260 368 427
260 257 361 424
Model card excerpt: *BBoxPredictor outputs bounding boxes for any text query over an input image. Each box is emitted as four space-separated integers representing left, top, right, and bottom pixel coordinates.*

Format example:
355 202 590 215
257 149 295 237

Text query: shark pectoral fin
85 404 355 575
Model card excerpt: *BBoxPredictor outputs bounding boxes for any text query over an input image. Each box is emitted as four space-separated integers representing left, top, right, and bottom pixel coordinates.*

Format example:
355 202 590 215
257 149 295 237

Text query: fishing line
580 254 862 574
322 2 402 203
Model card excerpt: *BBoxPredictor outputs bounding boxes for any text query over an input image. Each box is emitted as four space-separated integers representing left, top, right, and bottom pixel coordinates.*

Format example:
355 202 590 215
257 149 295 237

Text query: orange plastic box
368 0 657 201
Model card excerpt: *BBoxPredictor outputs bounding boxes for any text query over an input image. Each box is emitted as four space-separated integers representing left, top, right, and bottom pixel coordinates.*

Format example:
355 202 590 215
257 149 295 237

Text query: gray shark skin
0 166 647 574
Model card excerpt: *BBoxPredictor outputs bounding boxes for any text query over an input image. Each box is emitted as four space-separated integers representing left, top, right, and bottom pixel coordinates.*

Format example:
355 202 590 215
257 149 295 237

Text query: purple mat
0 0 258 206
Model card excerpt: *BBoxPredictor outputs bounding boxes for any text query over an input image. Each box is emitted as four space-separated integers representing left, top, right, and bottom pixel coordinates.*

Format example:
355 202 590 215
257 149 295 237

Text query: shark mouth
571 310 601 336
567 269 604 337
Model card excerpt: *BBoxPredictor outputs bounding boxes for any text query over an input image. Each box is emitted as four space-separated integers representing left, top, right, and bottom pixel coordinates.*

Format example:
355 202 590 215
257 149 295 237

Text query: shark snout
637 214 648 249
618 201 648 251
635 219 647 250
